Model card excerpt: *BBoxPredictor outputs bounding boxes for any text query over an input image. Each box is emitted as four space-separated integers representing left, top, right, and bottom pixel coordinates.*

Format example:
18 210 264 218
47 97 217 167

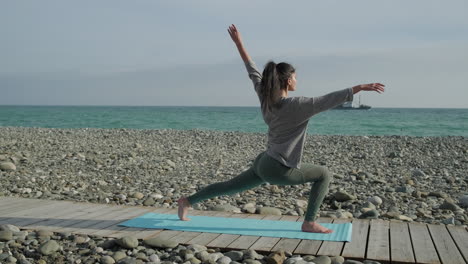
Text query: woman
178 24 385 233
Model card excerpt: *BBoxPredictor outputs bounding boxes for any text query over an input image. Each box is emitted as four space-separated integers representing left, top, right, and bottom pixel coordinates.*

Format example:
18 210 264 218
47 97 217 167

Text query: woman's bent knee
320 167 332 183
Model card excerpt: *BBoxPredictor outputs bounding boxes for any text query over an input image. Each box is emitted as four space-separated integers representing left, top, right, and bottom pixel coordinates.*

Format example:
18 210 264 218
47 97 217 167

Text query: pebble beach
1 127 467 264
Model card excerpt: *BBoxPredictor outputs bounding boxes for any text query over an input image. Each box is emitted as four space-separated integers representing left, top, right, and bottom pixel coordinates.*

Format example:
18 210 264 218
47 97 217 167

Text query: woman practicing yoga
178 24 385 233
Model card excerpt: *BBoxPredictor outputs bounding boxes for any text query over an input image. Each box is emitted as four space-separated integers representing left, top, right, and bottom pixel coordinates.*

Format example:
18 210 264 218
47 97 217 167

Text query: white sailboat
333 95 371 110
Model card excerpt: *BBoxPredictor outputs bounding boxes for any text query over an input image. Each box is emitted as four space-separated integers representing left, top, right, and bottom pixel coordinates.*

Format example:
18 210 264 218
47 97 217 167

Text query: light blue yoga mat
119 213 352 242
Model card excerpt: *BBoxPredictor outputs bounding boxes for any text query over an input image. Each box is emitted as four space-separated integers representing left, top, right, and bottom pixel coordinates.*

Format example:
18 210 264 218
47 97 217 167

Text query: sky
1 0 467 108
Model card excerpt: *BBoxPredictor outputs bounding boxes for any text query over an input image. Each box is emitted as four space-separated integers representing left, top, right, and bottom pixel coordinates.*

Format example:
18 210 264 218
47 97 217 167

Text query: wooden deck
0 197 466 264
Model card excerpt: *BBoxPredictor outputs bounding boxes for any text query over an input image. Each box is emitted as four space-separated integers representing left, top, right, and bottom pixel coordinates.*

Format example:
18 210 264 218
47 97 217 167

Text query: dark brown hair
260 61 295 112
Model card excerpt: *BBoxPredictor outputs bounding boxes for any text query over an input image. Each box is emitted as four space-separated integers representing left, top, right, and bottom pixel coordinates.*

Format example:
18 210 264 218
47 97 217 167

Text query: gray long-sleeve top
245 60 354 169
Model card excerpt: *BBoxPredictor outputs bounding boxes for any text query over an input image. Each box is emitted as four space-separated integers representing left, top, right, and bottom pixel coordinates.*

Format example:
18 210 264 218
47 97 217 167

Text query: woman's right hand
228 24 243 46
352 83 385 94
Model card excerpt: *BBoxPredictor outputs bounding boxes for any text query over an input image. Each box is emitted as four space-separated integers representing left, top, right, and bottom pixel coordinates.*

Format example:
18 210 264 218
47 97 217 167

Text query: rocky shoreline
0 127 467 226
0 127 467 263
0 223 373 264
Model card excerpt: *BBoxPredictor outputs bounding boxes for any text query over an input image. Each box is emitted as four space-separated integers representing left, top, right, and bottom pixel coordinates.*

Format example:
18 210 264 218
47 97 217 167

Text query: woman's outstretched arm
228 24 251 63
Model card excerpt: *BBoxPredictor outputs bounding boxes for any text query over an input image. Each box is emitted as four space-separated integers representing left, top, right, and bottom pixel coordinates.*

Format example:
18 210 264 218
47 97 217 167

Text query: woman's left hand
352 83 385 94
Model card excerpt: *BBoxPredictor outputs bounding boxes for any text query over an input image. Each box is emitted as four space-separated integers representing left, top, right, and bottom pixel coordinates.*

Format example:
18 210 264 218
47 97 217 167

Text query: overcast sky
1 0 467 108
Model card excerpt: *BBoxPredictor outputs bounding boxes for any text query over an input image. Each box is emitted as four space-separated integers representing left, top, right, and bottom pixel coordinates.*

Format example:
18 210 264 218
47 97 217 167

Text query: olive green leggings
187 152 332 221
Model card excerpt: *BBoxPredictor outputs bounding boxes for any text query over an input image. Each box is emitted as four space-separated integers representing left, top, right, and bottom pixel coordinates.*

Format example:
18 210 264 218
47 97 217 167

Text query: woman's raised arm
228 24 252 63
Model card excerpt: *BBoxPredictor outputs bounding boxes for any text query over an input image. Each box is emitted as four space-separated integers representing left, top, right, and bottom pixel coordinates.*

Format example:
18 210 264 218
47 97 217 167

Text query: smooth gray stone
224 251 243 261
113 251 127 262
442 217 455 225
99 239 117 249
187 244 208 253
243 260 262 264
313 256 331 264
368 196 383 206
334 191 356 202
217 256 232 264
117 236 139 249
330 256 345 264
0 162 16 171
395 186 414 193
149 254 160 263
187 257 201 264
0 231 13 242
117 257 137 264
243 249 263 260
211 204 241 213
38 240 60 255
101 255 116 264
359 209 379 219
143 238 178 248
257 207 282 216
459 195 468 208
439 200 461 211
0 224 20 232
143 197 156 206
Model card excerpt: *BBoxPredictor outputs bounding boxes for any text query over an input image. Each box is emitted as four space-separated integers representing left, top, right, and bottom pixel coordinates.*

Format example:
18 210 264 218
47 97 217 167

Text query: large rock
117 236 139 249
242 203 256 214
368 196 383 206
313 256 332 264
0 162 16 171
257 207 282 216
459 195 468 208
39 240 60 255
439 200 461 211
143 237 178 248
265 250 285 264
0 224 20 232
0 230 13 241
143 197 155 206
224 251 243 261
101 255 116 264
359 209 379 219
334 191 356 202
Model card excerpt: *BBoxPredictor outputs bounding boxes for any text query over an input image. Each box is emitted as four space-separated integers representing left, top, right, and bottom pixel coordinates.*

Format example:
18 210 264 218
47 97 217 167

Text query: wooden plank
0 198 58 218
0 197 30 209
207 234 241 248
90 207 173 238
447 225 468 263
342 219 370 260
317 218 351 256
0 200 78 226
366 219 390 262
18 202 98 228
29 203 120 232
271 215 302 253
409 222 441 264
428 224 465 264
390 221 415 263
294 217 333 255
64 206 153 235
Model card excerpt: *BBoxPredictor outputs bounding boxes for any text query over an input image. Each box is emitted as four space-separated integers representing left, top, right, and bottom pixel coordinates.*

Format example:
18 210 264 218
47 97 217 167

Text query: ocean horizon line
1 104 467 110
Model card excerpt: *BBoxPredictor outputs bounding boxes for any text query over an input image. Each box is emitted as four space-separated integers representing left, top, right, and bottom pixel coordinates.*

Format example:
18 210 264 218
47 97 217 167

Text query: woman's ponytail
260 61 295 113
261 61 281 112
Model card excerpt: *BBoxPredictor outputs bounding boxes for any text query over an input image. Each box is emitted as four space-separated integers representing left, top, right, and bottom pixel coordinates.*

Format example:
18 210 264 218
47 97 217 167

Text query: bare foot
177 197 191 221
301 221 333 233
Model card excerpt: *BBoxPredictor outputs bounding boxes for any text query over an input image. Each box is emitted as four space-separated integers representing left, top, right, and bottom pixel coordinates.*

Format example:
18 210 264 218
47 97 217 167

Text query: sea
0 106 467 137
